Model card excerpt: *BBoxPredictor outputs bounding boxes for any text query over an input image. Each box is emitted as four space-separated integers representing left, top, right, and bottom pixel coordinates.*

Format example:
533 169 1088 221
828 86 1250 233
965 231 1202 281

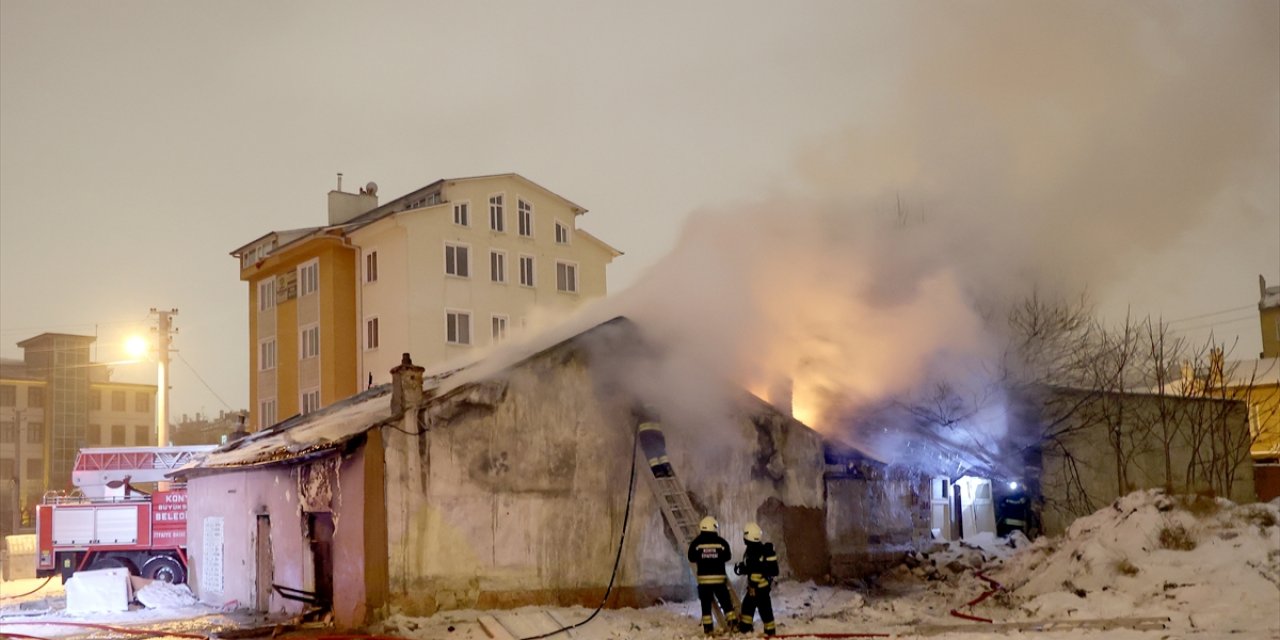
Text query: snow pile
995 490 1280 633
134 580 198 609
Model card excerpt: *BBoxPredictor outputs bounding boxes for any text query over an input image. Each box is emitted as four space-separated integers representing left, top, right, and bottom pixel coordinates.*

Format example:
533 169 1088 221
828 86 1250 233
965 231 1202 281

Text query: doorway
306 512 335 610
255 514 273 612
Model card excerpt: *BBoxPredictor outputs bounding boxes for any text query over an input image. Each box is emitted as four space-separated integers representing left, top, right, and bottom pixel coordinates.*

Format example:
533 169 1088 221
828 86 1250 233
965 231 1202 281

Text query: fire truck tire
142 555 186 584
89 555 139 575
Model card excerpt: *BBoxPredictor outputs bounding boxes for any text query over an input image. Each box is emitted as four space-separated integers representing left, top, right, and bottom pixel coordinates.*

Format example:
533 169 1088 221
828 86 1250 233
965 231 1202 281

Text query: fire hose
948 571 1004 623
0 575 53 601
0 620 207 639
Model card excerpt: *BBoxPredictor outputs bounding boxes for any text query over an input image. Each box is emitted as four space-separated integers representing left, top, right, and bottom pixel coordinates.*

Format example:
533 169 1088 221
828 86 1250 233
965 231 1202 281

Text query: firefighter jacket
687 531 732 585
741 540 779 589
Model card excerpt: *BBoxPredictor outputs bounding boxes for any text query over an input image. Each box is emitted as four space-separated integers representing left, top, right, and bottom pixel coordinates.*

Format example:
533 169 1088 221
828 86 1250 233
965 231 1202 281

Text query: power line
1167 314 1258 334
174 351 234 412
1164 305 1255 324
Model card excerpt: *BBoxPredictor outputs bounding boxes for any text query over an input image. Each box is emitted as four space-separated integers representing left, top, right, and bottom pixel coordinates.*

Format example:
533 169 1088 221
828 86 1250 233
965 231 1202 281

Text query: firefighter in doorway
736 522 780 636
633 403 673 478
687 516 737 635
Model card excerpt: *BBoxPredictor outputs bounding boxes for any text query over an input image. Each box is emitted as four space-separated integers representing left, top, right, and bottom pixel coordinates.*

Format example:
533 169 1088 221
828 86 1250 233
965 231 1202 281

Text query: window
365 317 380 350
556 261 578 293
555 221 570 244
489 194 505 232
446 310 471 345
445 243 470 278
28 387 44 407
299 260 319 296
0 459 12 480
87 424 101 444
519 255 535 287
518 199 533 237
26 422 42 444
26 458 42 480
300 325 320 360
259 399 277 429
258 279 276 311
0 386 13 407
454 201 470 226
365 251 378 283
490 250 507 283
111 425 126 445
91 389 101 410
134 425 150 445
301 390 321 415
0 422 13 443
259 338 277 371
112 391 126 411
135 392 150 413
491 315 508 342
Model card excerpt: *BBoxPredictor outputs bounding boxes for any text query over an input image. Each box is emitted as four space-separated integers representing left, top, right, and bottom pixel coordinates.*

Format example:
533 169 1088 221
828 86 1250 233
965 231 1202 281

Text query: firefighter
735 522 779 636
687 515 737 635
633 403 673 478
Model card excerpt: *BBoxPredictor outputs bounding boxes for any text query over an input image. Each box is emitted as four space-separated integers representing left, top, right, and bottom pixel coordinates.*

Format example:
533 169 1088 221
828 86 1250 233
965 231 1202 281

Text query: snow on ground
3 490 1278 639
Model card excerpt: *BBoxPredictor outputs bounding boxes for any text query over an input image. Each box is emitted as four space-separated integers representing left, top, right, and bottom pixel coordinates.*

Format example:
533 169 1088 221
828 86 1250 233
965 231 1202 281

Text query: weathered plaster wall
825 473 930 579
383 351 827 615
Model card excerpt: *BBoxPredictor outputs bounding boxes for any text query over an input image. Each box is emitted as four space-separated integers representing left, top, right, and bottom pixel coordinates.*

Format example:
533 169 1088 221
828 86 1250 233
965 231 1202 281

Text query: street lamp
124 335 151 361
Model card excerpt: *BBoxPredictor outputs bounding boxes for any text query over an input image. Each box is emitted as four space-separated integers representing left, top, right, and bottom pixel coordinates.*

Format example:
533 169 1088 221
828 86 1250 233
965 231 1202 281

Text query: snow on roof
1223 357 1280 387
186 385 394 472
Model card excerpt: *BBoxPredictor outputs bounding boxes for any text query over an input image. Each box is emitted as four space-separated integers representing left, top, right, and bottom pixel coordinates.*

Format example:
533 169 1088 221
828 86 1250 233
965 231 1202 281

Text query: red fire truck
36 445 215 584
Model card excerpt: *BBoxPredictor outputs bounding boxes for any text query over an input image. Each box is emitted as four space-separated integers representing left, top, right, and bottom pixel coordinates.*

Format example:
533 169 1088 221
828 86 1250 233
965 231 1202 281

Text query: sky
1 1 1277 421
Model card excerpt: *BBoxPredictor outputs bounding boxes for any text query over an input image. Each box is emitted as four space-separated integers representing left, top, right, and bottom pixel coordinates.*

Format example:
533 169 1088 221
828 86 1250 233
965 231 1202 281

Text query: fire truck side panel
52 508 95 545
94 506 141 544
37 505 55 571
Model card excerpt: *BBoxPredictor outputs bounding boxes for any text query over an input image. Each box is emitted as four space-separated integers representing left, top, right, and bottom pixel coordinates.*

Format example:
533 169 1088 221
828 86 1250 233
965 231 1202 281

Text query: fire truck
36 445 215 584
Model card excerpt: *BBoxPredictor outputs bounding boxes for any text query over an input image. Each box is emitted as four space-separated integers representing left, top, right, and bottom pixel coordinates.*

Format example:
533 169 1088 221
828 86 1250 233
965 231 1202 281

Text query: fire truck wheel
142 555 186 584
89 555 138 575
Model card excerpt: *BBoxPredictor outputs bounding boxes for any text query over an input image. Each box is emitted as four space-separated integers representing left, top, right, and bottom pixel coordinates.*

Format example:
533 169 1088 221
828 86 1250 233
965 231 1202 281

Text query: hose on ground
0 575 54 601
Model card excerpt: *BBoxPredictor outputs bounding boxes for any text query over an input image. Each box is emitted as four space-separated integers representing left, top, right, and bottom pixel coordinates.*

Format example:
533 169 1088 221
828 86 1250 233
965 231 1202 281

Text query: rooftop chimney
328 173 379 225
391 353 425 415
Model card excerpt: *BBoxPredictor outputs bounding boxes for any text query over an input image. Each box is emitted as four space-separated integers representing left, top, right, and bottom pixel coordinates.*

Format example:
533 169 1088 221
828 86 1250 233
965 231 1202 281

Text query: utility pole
11 408 23 533
150 308 178 447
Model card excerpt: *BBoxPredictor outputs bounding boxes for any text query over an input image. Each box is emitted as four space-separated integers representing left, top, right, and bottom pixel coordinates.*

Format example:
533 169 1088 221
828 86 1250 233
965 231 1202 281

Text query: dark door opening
255 514 273 612
307 512 335 611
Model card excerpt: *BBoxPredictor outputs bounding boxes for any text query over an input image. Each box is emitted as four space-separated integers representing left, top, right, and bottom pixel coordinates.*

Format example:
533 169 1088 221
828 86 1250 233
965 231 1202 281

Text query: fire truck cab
35 445 215 584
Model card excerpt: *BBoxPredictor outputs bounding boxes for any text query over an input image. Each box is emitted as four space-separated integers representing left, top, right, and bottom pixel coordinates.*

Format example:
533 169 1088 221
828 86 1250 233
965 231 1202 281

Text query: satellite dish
365 181 379 196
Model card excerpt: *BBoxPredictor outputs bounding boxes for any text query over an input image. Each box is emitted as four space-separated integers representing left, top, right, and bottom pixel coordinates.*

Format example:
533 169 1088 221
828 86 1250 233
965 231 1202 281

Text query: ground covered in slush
3 490 1277 639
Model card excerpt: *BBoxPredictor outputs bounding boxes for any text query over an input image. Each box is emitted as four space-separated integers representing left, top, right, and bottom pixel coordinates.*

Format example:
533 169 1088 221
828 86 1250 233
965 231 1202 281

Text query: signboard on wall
202 516 224 594
275 271 297 301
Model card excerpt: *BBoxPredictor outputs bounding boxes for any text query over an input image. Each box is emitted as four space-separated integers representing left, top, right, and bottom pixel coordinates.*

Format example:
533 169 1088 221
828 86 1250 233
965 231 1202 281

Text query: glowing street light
124 335 151 361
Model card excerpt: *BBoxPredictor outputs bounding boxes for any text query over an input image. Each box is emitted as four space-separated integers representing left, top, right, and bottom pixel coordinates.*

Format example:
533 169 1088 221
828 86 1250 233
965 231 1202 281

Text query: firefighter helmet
744 522 763 543
699 516 719 532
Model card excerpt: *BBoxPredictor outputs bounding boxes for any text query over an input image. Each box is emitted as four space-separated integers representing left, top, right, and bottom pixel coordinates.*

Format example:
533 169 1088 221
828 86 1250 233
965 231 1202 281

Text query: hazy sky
2 1 1277 419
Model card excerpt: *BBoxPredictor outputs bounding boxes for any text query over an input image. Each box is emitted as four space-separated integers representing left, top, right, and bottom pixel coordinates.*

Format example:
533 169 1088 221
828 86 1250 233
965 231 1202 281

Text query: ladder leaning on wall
636 447 741 629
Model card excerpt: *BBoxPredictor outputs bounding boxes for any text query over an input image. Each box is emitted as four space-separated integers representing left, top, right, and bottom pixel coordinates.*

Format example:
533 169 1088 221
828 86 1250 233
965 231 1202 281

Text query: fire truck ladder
636 450 741 630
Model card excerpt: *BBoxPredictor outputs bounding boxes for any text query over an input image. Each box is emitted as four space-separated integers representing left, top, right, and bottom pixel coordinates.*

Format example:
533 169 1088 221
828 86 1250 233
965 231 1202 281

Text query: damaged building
180 318 841 627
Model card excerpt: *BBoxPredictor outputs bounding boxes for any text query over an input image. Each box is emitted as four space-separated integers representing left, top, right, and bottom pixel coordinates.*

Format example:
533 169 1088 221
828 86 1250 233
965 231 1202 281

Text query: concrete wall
825 472 930 580
382 349 826 615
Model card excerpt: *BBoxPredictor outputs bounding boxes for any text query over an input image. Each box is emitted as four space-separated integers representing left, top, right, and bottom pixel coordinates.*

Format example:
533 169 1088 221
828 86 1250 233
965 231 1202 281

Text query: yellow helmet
744 522 763 543
699 516 719 532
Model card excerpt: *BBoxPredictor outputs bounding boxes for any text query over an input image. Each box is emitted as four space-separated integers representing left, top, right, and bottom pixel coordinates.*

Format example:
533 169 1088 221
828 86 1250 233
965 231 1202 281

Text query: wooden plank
915 616 1169 635
477 614 517 640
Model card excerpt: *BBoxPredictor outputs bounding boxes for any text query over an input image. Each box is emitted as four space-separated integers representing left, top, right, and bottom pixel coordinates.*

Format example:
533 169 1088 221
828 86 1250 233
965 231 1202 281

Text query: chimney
391 353 425 415
229 412 250 442
328 173 379 225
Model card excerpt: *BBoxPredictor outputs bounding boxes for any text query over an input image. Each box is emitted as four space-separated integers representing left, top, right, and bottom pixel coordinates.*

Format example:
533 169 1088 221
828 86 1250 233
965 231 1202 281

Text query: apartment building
232 173 621 430
1 333 156 533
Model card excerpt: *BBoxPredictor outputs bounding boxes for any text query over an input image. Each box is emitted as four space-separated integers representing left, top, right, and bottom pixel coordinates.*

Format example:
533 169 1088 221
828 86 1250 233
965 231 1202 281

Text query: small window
556 261 578 293
445 243 470 278
365 317 380 351
518 199 533 237
0 386 14 407
519 255 535 287
491 315 508 342
300 325 320 360
301 390 321 415
489 194 505 232
0 459 13 479
259 338 277 371
260 399 277 429
91 389 101 410
454 201 470 226
26 422 43 444
490 250 507 283
87 424 101 444
0 422 13 442
112 391 126 412
111 424 126 445
26 458 42 480
555 221 570 244
299 261 319 296
446 310 472 345
365 251 378 283
28 387 45 407
135 392 150 413
258 279 276 311
134 425 150 445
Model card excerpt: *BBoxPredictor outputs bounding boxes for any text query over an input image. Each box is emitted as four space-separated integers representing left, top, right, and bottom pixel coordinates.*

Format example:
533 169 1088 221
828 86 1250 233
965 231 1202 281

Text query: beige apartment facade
233 173 620 430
